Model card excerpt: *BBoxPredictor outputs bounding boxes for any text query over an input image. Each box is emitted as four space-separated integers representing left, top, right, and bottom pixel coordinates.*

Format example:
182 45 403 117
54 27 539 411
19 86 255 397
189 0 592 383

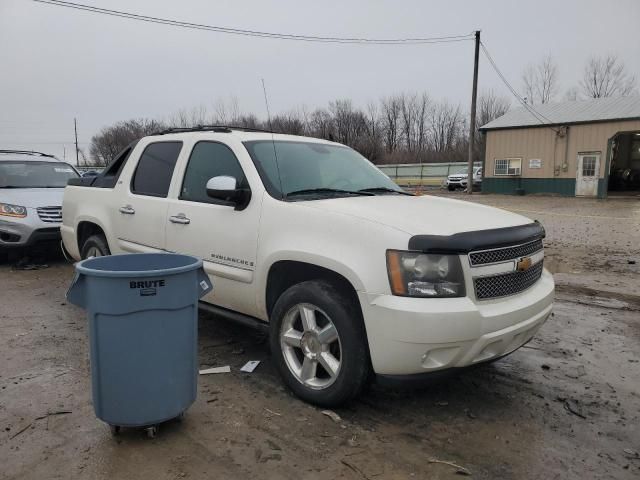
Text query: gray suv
0 150 79 255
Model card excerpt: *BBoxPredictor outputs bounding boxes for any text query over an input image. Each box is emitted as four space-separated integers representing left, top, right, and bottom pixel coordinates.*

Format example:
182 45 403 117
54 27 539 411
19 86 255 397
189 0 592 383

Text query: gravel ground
1 196 639 479
430 191 640 298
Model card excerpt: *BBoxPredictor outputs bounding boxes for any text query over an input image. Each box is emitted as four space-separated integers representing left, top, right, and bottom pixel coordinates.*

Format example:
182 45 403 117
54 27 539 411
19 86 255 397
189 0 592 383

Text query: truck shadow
196 309 543 429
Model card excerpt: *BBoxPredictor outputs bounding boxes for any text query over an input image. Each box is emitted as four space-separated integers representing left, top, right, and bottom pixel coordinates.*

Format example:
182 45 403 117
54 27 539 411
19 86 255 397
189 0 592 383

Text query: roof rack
0 149 55 158
153 125 274 136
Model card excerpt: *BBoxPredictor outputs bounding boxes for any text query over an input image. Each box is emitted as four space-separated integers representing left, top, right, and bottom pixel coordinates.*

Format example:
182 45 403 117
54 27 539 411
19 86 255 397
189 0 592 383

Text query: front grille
469 239 543 266
474 261 544 300
36 206 62 223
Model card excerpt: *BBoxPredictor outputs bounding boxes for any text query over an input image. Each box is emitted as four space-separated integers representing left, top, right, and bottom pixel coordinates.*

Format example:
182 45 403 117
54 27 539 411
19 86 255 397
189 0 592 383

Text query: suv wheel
81 234 110 259
270 280 370 407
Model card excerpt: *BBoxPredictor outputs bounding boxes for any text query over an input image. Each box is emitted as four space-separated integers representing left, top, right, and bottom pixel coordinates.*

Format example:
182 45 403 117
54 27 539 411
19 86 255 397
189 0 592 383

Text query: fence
378 162 481 187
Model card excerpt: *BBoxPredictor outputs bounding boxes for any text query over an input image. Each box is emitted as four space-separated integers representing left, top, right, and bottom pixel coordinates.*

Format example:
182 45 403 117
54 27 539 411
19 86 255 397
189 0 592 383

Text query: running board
198 301 269 333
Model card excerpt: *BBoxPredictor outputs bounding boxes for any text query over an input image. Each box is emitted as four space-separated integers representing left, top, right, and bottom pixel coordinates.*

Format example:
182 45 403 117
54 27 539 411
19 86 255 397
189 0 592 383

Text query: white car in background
0 150 79 258
447 166 482 191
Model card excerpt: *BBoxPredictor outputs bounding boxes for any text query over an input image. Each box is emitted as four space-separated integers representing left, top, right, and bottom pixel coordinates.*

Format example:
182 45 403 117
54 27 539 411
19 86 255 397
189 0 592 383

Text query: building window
494 158 522 176
581 156 597 177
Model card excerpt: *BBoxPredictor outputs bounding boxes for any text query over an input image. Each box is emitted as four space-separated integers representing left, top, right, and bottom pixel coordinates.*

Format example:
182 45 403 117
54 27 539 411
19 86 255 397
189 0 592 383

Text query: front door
165 141 261 317
575 153 600 197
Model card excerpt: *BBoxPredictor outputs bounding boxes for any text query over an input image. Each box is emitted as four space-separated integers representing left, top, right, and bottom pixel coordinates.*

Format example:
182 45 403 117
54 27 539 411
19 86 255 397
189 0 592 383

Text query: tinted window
181 142 247 204
93 142 136 188
131 142 182 197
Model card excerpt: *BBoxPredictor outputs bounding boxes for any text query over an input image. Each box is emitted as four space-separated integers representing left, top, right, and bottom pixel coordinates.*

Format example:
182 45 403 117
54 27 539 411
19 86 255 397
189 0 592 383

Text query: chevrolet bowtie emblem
516 256 532 272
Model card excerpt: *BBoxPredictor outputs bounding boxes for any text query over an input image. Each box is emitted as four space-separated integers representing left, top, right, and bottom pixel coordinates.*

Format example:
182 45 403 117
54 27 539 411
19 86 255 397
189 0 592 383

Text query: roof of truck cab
147 129 343 146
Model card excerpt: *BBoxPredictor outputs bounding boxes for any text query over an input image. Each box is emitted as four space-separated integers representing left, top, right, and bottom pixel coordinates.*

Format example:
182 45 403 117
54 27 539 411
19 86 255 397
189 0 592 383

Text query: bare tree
414 93 431 158
271 110 306 135
89 118 166 165
580 54 637 98
329 99 366 146
380 95 402 155
429 100 463 156
477 90 510 128
90 89 483 168
400 93 418 153
309 108 334 140
362 101 383 162
521 55 559 104
475 90 510 162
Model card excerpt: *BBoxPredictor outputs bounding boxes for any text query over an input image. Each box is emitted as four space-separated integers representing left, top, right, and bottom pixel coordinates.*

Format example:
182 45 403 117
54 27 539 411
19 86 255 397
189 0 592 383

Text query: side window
131 142 183 197
180 142 247 204
94 143 135 188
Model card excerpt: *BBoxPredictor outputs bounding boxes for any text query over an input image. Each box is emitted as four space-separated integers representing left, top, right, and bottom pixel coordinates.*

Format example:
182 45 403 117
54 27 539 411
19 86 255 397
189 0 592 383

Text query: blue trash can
66 253 212 437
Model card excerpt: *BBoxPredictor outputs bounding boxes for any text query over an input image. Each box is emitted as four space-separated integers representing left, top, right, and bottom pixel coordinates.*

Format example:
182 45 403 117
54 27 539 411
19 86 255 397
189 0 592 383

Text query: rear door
113 141 183 253
575 153 600 197
165 140 262 316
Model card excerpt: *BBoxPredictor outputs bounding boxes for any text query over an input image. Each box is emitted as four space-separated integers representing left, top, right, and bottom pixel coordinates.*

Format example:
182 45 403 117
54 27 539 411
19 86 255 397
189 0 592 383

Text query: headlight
386 250 465 298
0 203 27 218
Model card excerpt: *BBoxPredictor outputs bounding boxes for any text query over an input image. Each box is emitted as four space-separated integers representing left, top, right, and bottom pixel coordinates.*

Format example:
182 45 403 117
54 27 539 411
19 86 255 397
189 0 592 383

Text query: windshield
0 161 79 188
243 140 403 199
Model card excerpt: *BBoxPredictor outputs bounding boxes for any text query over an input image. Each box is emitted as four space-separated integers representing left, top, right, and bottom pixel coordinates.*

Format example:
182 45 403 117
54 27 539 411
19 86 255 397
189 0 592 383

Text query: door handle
169 213 190 225
119 205 135 215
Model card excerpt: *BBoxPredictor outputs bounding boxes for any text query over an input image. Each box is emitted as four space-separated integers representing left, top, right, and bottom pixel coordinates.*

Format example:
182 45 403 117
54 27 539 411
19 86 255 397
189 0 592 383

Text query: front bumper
0 210 61 248
358 269 554 376
446 179 464 186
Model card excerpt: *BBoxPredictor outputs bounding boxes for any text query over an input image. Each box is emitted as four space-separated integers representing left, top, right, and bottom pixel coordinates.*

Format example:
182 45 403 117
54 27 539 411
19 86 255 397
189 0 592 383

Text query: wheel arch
265 260 363 321
76 220 109 253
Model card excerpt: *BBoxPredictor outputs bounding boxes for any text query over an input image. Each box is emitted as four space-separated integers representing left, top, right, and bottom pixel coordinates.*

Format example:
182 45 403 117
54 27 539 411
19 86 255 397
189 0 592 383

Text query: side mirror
206 176 251 209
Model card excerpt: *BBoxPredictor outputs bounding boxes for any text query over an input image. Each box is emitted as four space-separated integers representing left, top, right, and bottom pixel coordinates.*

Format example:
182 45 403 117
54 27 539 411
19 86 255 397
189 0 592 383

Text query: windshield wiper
285 188 375 199
358 187 413 196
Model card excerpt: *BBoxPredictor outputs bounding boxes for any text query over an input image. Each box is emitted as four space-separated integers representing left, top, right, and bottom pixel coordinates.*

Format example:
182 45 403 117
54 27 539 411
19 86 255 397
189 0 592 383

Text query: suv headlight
386 250 465 298
0 203 27 218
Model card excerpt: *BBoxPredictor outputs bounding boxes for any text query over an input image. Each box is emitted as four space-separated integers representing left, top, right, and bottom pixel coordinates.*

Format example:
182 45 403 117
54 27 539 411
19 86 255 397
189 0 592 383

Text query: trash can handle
66 272 87 308
197 268 213 299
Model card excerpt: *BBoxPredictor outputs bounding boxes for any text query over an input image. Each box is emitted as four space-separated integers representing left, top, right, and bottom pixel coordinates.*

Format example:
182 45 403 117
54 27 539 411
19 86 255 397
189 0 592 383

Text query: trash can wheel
146 425 158 439
109 425 121 436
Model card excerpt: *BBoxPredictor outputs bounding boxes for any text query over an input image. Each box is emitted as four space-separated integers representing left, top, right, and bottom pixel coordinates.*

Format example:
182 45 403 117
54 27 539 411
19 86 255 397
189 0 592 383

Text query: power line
480 41 560 132
33 0 474 45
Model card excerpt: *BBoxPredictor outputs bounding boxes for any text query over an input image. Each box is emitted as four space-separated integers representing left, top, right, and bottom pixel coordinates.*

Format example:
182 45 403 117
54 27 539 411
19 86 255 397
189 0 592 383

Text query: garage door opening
608 131 640 196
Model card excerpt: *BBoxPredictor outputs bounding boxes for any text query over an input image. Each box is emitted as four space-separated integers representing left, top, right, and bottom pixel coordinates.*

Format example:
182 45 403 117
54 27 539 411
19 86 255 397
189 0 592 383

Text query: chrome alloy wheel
85 246 103 258
280 303 342 390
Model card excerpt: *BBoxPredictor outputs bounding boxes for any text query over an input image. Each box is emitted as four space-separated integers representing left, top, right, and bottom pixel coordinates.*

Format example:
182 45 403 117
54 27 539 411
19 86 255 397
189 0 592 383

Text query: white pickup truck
62 127 554 406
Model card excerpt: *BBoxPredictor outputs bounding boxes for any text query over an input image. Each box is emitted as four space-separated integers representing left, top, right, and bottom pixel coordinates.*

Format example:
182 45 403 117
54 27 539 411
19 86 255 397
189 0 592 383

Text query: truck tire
81 234 110 259
270 280 370 407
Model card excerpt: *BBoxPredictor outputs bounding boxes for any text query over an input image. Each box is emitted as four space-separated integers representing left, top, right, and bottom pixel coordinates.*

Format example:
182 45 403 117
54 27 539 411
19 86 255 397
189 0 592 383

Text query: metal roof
480 96 640 130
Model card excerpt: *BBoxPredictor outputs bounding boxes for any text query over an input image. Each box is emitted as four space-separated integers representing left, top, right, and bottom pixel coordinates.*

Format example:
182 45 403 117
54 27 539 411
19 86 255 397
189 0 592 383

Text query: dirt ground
1 195 639 480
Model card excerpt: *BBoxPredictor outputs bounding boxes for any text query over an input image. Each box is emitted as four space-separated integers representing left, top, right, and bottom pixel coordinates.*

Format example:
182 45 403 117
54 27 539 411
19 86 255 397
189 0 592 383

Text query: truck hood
0 188 64 208
303 194 533 236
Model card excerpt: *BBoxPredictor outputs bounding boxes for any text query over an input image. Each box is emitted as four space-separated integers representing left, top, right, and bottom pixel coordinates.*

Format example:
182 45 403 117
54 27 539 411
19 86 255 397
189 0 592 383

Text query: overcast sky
1 0 639 163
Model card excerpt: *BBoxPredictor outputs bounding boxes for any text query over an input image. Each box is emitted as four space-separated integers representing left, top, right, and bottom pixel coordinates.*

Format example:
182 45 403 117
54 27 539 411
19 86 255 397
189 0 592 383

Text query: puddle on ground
545 257 578 274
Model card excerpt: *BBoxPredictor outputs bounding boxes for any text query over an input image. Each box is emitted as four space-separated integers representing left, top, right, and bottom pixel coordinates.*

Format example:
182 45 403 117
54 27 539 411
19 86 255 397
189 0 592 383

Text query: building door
575 153 600 197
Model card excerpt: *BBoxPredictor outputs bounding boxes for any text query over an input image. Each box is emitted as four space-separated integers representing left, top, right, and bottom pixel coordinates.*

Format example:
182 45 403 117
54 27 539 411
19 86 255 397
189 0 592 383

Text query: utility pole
74 118 80 166
467 30 480 195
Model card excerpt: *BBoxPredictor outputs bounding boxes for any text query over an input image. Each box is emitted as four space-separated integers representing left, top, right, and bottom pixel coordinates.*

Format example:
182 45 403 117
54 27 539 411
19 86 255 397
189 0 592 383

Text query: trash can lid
75 253 203 278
